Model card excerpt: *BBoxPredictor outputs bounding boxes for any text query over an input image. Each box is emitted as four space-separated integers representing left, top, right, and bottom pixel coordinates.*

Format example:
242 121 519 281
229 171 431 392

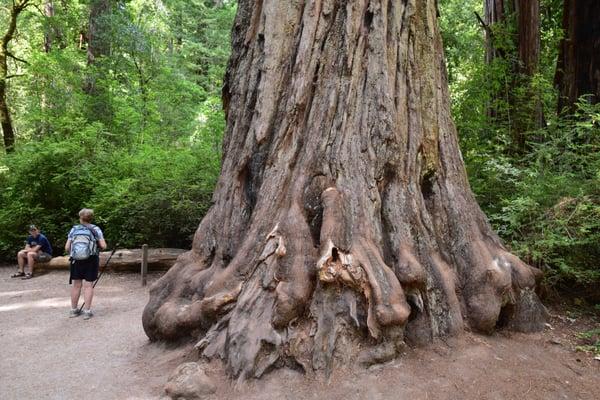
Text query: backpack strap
76 224 98 241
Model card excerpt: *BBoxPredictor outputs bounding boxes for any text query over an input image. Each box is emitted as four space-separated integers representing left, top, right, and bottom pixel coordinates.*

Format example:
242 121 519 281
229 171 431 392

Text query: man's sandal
11 271 25 278
21 273 33 280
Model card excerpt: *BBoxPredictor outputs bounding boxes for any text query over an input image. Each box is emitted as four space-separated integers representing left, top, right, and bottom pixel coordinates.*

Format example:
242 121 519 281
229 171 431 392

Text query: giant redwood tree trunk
555 0 600 113
143 0 547 379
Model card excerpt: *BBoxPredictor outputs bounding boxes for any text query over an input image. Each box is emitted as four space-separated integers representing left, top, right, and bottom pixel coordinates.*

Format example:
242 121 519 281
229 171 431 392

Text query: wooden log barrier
38 248 186 271
141 244 148 286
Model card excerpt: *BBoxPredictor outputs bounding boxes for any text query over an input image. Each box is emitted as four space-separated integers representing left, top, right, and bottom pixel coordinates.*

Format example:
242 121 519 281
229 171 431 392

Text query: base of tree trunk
144 210 547 379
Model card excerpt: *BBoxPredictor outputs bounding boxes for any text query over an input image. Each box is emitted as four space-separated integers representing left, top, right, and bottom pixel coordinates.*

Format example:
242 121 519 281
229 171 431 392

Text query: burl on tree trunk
143 0 547 379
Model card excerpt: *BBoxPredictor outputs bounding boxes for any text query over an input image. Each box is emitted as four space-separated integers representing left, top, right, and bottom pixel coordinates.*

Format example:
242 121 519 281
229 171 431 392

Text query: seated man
12 225 53 279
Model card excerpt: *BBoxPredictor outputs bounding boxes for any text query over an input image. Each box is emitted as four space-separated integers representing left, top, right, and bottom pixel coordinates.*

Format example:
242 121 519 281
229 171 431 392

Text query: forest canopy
0 0 598 298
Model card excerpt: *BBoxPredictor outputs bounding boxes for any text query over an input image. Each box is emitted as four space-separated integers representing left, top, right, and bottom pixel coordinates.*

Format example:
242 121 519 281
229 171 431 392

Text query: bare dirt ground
1 265 598 400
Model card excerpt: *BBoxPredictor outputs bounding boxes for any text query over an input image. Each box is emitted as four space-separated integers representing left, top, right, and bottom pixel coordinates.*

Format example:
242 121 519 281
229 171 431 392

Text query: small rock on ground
164 362 216 400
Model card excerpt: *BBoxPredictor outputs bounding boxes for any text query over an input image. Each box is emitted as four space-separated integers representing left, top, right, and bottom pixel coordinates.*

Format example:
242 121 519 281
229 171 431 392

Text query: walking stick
78 245 119 313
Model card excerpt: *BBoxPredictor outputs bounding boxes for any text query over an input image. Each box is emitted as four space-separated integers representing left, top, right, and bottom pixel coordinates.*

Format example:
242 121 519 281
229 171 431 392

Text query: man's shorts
69 255 99 283
35 252 52 262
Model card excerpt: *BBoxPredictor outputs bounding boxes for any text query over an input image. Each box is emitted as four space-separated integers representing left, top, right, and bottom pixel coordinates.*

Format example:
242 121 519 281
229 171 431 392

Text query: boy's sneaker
82 310 93 320
69 308 81 318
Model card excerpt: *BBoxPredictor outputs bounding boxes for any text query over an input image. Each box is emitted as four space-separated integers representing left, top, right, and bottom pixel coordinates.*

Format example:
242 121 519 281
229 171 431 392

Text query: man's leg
25 251 38 275
12 251 27 277
17 250 26 272
83 280 94 311
71 280 83 309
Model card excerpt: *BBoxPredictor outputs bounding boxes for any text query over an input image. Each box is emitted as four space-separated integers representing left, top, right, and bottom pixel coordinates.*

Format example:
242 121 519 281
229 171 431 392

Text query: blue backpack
70 225 98 261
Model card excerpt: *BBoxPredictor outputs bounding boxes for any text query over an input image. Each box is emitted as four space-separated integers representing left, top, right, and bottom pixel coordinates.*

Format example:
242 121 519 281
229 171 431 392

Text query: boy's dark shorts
35 252 52 262
69 255 99 283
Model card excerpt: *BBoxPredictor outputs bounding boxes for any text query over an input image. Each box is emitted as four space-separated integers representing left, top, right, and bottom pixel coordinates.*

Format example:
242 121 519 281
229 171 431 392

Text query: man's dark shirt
27 233 53 256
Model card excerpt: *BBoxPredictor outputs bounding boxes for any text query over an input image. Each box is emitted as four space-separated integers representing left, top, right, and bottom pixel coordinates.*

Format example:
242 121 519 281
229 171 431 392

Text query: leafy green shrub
486 102 600 290
0 124 107 258
0 131 219 259
88 142 219 249
439 0 598 294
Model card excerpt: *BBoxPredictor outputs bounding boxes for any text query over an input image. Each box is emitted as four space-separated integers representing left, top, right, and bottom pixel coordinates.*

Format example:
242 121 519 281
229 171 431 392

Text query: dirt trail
0 266 165 399
1 266 598 400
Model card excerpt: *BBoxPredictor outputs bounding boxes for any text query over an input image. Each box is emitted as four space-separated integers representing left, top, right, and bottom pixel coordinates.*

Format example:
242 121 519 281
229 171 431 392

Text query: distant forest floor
0 266 598 400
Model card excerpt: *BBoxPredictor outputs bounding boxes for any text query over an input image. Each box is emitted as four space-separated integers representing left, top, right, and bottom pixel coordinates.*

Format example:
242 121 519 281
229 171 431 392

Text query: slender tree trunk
0 56 15 152
514 0 543 145
132 56 149 140
44 1 55 52
555 0 600 113
43 0 65 50
0 75 15 153
79 31 86 51
85 0 112 94
39 0 57 137
144 0 546 379
1 0 30 153
516 0 540 77
87 0 112 66
484 0 506 63
85 0 114 122
484 0 543 152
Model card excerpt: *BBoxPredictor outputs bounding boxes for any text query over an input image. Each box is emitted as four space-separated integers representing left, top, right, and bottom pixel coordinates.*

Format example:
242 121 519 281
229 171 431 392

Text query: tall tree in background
87 0 112 66
483 0 505 63
555 0 600 113
143 0 546 379
40 0 59 136
85 0 114 121
1 0 30 153
44 0 56 52
483 0 543 152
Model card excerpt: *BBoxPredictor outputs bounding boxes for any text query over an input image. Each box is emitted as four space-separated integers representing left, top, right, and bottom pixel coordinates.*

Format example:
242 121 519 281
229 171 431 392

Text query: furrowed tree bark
0 0 30 153
555 0 600 113
143 0 547 379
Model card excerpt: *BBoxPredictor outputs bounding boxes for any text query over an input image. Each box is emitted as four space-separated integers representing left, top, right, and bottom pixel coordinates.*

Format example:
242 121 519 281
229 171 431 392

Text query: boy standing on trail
65 208 106 320
12 225 53 279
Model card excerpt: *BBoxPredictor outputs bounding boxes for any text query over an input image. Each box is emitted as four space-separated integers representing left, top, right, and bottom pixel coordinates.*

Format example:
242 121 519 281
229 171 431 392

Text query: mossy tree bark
143 0 547 379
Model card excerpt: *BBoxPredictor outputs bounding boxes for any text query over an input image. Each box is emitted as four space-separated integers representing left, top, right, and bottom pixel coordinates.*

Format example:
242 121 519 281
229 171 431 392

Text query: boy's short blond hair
79 208 94 223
